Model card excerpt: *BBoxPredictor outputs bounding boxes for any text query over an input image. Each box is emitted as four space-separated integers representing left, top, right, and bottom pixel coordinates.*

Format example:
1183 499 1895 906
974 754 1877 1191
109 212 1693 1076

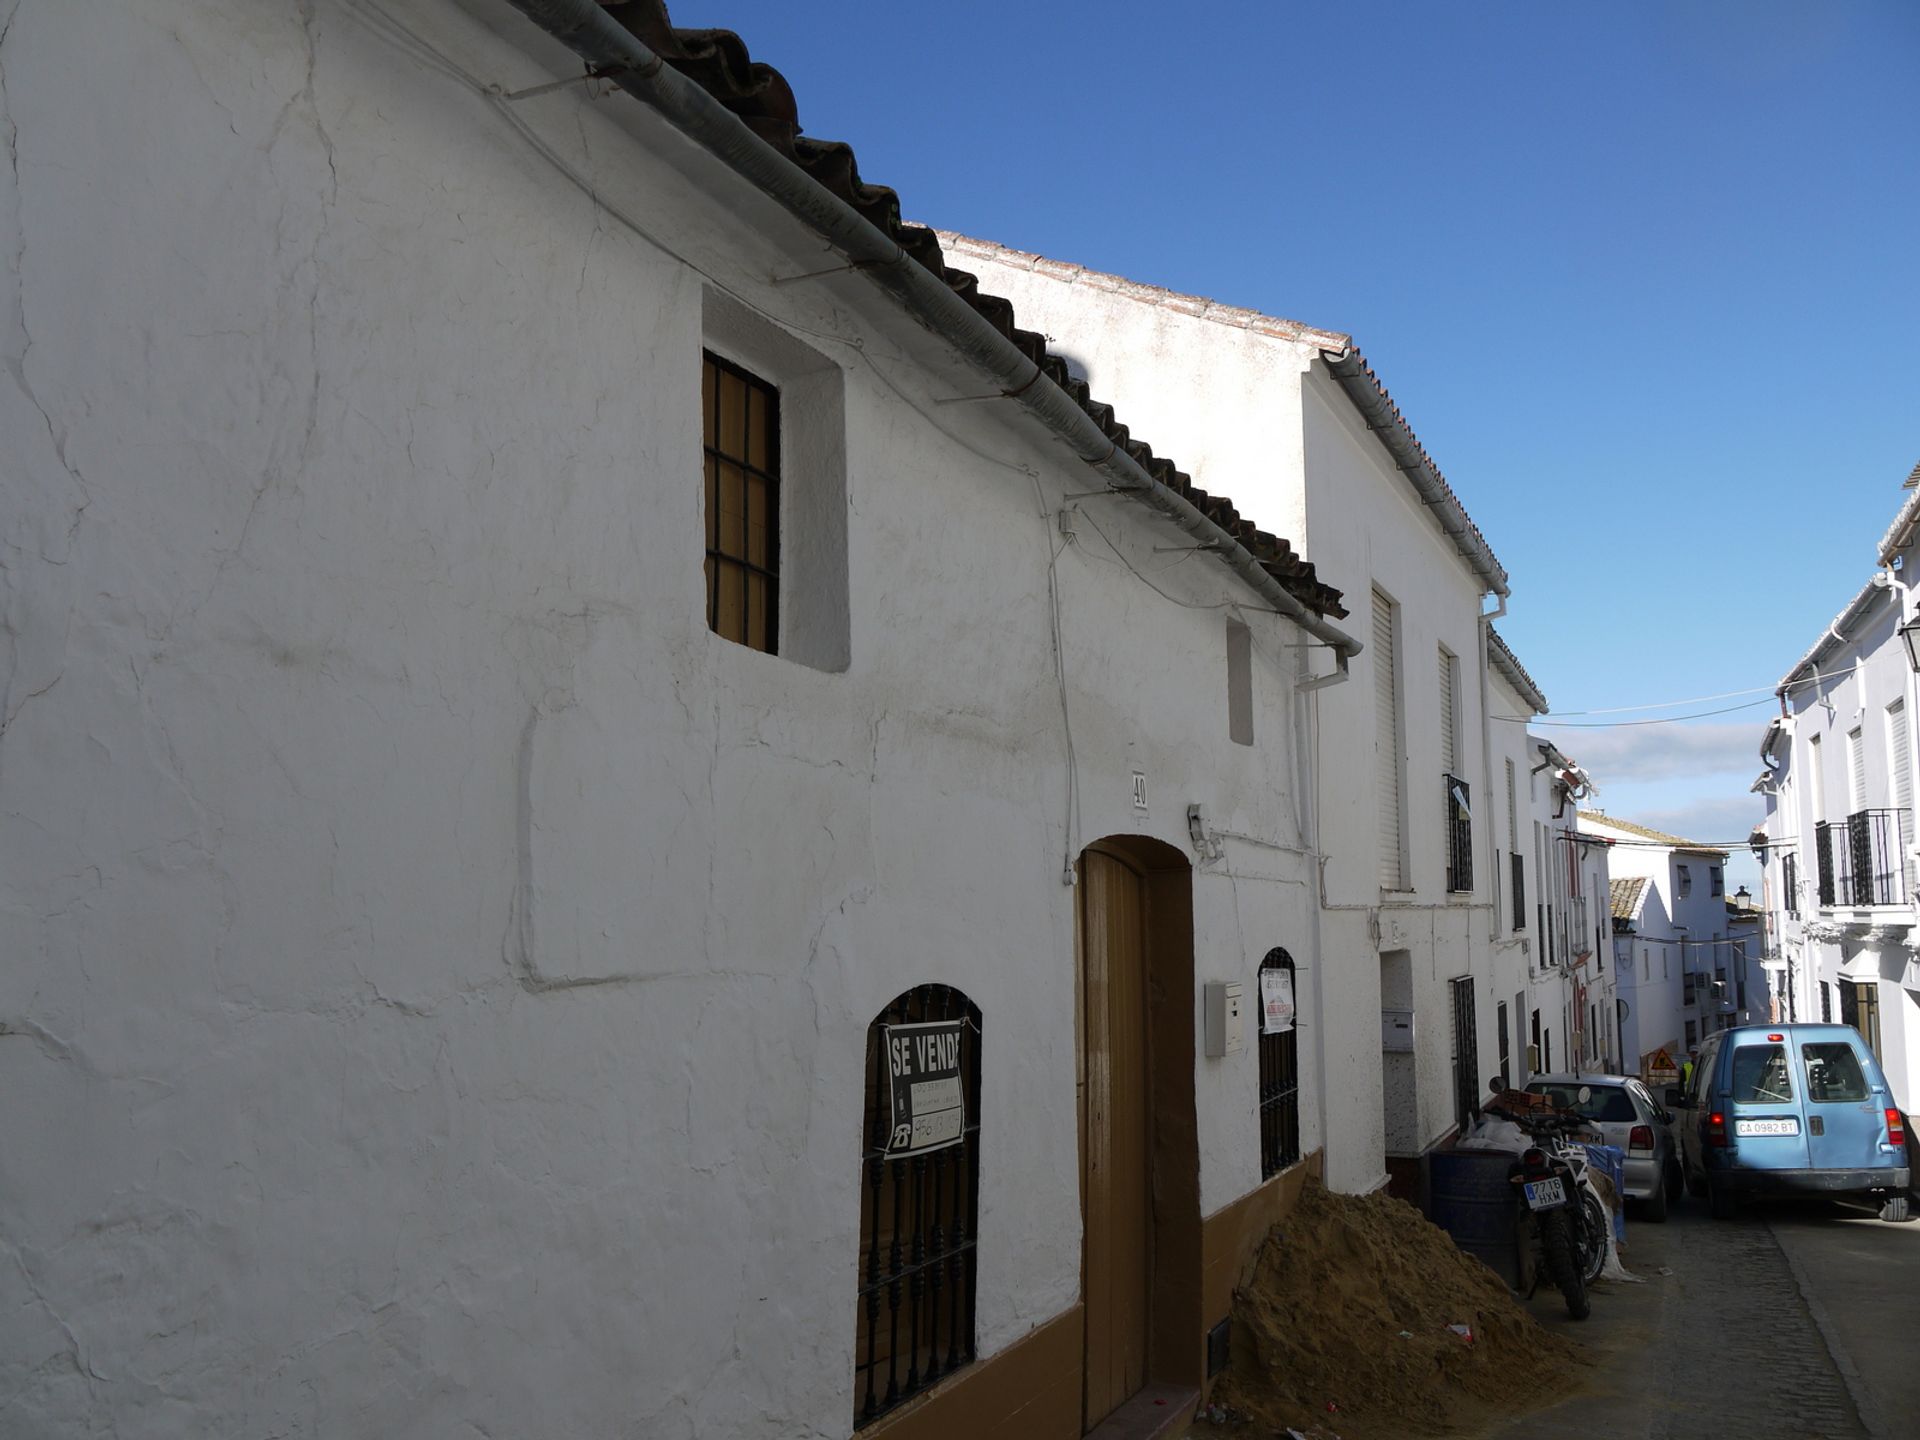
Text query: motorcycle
1487 1079 1605 1319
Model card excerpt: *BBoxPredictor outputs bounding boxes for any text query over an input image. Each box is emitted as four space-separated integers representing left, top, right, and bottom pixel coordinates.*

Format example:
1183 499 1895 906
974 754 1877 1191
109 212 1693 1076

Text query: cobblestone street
1481 1197 1920 1440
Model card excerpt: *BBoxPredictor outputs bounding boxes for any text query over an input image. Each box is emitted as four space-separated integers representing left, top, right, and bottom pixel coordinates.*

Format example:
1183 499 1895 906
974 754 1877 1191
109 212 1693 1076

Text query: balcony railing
1816 811 1909 907
1444 775 1472 893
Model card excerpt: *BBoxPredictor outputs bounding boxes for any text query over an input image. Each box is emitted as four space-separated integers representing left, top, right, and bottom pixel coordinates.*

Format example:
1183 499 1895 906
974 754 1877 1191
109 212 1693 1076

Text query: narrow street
1481 1199 1920 1440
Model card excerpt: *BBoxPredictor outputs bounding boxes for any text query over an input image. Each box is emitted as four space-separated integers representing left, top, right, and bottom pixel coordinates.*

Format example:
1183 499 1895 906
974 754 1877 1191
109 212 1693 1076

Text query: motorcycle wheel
1544 1210 1591 1320
1579 1190 1609 1283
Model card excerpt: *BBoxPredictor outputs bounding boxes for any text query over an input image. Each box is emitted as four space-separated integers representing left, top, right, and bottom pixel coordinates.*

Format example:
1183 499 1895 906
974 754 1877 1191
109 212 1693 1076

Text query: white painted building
939 235 1527 1197
1520 752 1614 1076
1485 631 1553 1088
0 3 1376 1436
1581 814 1757 1075
1757 467 1920 1113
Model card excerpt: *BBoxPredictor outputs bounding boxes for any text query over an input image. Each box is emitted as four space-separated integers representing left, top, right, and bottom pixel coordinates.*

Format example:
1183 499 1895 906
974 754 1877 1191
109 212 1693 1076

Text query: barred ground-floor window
1258 948 1300 1178
855 985 981 1428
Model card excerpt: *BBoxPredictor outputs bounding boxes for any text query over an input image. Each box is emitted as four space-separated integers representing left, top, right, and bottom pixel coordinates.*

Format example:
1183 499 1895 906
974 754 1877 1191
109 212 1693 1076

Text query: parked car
1667 1023 1910 1221
1523 1072 1682 1221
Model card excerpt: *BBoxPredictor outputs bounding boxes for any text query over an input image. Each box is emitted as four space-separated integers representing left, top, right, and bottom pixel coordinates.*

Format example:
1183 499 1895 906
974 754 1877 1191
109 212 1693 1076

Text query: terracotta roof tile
1610 876 1649 922
602 3 1345 618
1579 811 1727 858
1486 627 1548 714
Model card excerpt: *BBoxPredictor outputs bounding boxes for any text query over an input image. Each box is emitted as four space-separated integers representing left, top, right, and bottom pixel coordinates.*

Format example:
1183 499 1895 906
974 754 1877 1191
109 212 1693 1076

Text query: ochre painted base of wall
860 1155 1327 1437
861 1306 1083 1440
1194 1151 1322 1400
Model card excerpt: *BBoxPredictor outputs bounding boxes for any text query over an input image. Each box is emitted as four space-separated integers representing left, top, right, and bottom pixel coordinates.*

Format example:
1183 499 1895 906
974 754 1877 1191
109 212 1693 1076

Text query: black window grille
1816 822 1837 907
1821 981 1832 1023
1257 948 1301 1179
1450 976 1478 1133
1784 852 1800 916
856 986 980 1427
1444 775 1473 892
702 351 781 654
1510 852 1526 930
1846 809 1908 905
1496 1001 1511 1088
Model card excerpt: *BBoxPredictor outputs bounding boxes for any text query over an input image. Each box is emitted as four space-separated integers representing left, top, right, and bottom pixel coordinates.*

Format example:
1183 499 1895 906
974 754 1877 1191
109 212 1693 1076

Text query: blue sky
677 0 1920 884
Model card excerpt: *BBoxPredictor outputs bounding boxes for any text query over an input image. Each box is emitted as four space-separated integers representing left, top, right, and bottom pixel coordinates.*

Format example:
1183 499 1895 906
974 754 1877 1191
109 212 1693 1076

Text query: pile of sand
1199 1179 1583 1439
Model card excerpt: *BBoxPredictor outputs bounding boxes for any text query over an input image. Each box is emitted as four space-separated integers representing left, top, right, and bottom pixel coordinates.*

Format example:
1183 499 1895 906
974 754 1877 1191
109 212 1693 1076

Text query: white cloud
1631 794 1766 848
1537 721 1762 786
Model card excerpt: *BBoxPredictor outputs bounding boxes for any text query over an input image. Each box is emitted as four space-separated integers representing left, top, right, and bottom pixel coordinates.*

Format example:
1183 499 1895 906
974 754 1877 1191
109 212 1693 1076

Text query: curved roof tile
602 2 1345 617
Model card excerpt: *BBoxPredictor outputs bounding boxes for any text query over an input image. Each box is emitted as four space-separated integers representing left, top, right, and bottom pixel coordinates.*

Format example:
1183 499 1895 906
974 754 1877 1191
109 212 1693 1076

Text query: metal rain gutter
1777 575 1889 694
497 0 1362 667
1320 347 1509 599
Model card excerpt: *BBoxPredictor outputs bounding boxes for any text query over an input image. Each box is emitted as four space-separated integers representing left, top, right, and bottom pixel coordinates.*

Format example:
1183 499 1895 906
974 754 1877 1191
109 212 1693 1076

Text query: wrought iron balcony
1815 810 1909 908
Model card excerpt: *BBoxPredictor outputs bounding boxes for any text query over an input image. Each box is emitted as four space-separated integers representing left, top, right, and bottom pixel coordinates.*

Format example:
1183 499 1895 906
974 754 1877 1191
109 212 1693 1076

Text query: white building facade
1759 471 1920 1114
1 4 1371 1437
1582 814 1755 1074
940 235 1528 1197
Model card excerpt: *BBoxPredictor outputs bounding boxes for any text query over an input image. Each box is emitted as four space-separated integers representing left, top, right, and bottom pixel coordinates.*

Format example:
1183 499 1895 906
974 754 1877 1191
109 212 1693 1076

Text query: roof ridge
934 231 1352 349
935 231 1510 597
1486 626 1549 714
1579 810 1727 854
597 7 1345 618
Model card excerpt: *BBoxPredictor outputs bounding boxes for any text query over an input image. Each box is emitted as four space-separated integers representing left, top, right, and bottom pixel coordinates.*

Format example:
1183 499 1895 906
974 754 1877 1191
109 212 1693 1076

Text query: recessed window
1677 863 1692 898
1257 948 1299 1177
855 986 980 1426
703 351 781 653
1227 620 1254 746
701 288 849 672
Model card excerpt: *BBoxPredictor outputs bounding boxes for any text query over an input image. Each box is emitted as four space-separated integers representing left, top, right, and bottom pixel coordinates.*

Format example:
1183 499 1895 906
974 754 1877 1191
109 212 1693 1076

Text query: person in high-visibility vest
1681 1052 1697 1089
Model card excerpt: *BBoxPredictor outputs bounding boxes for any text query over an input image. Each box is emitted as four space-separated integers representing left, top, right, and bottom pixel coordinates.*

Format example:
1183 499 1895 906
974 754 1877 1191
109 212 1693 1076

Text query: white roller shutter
1374 588 1404 888
1889 700 1910 812
1439 648 1458 777
1849 727 1866 813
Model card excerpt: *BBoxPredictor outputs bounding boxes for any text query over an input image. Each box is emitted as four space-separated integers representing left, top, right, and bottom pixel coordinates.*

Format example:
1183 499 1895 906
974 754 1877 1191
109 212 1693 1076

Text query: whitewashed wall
1771 571 1920 1111
0 3 1329 1435
945 242 1506 1191
1485 669 1544 1085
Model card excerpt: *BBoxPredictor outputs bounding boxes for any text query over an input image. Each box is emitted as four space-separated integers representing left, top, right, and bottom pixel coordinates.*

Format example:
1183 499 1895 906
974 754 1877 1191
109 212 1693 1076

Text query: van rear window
1802 1043 1868 1102
1730 1044 1794 1104
1525 1084 1638 1122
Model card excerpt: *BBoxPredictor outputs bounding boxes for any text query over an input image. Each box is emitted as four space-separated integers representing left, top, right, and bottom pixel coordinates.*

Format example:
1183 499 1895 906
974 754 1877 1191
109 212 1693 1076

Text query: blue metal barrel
1580 1142 1627 1242
1428 1148 1522 1289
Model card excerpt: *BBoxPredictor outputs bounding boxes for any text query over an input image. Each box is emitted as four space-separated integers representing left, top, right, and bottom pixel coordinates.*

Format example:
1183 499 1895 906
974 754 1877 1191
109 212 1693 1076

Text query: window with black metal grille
855 986 980 1427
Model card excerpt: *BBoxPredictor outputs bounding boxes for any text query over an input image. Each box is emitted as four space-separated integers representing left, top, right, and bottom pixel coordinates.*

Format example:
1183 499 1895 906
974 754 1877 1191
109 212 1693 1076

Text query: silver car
1523 1073 1683 1222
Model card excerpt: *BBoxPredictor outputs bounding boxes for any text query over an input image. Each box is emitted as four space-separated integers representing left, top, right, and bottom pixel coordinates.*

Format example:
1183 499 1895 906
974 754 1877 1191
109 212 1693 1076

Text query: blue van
1670 1023 1910 1220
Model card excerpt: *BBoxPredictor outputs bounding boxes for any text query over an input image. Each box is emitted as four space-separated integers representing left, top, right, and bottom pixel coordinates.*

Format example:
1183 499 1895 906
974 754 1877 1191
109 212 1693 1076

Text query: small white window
1227 620 1254 746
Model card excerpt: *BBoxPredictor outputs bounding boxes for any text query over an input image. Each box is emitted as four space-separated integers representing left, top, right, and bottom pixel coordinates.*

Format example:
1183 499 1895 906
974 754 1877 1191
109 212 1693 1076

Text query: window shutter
1890 700 1911 813
1849 727 1866 814
1373 588 1403 888
1809 733 1824 822
1506 759 1518 851
1439 648 1457 777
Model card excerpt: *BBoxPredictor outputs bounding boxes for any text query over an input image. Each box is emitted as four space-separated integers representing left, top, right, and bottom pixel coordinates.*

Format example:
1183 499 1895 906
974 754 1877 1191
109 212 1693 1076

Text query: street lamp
1900 615 1920 673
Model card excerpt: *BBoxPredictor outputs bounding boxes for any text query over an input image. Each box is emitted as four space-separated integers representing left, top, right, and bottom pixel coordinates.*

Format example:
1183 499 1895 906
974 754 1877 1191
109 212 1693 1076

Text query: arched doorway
1077 837 1197 1432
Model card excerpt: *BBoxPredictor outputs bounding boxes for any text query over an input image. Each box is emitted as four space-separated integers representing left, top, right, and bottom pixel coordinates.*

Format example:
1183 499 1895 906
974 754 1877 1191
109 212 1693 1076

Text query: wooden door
1079 848 1151 1429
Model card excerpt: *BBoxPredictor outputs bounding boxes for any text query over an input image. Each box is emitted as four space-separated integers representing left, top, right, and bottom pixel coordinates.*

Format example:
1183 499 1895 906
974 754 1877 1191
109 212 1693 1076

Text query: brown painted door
1080 848 1151 1429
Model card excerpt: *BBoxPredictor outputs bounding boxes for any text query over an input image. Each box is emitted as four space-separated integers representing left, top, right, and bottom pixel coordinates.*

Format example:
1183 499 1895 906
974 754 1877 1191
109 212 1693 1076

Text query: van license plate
1735 1118 1799 1137
1523 1178 1566 1211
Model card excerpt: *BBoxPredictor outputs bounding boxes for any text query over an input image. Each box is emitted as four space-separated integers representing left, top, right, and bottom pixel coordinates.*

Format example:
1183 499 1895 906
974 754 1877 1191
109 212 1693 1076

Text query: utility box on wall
1204 981 1245 1057
1382 1008 1416 1052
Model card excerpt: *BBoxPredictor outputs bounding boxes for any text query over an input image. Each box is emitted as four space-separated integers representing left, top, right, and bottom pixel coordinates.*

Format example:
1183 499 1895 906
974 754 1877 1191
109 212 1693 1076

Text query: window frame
1257 948 1301 1178
702 349 782 655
